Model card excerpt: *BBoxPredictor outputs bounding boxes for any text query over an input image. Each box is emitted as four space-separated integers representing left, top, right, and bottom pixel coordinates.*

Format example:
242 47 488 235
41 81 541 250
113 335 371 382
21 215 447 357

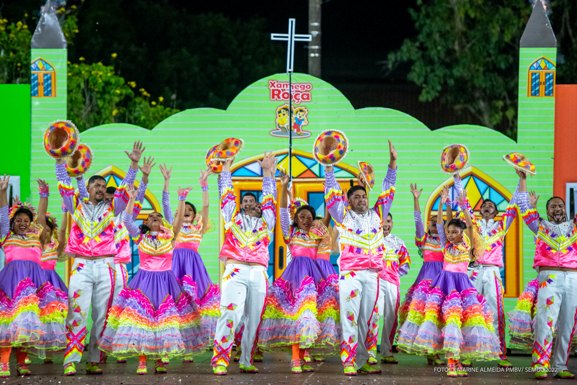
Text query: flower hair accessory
8 201 36 221
289 198 309 220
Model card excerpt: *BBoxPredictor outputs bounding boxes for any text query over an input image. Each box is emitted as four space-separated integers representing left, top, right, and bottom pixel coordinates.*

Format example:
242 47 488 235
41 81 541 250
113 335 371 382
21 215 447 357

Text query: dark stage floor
1 352 566 385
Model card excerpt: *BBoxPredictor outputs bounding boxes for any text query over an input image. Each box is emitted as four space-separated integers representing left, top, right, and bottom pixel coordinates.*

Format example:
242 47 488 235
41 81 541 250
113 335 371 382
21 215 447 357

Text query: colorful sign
269 80 312 138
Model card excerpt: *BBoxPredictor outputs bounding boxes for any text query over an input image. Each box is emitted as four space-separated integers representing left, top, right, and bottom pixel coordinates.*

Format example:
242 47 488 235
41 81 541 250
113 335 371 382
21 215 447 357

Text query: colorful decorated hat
205 144 223 173
43 120 80 159
289 198 309 220
211 138 244 161
357 161 375 191
313 130 348 165
66 144 93 177
440 144 469 173
503 152 536 175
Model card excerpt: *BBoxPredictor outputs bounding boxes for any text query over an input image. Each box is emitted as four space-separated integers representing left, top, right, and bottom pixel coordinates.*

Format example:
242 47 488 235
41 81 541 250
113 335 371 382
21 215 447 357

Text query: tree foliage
71 0 283 111
551 0 577 84
67 59 178 131
0 5 176 131
0 0 282 131
0 17 32 84
389 0 577 138
389 0 534 138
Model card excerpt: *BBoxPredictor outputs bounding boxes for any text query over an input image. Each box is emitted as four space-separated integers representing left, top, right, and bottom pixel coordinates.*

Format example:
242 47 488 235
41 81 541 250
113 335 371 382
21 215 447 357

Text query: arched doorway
424 167 523 298
527 56 556 97
224 149 359 281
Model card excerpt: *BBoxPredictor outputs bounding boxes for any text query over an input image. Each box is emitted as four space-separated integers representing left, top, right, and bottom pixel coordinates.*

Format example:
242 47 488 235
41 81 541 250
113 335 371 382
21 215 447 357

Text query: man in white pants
368 213 410 365
453 172 520 367
56 141 145 376
324 140 397 376
517 170 577 379
211 154 277 375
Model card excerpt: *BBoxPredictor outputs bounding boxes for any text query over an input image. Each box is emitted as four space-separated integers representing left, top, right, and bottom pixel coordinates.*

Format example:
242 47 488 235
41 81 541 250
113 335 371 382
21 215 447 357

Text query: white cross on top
271 19 312 73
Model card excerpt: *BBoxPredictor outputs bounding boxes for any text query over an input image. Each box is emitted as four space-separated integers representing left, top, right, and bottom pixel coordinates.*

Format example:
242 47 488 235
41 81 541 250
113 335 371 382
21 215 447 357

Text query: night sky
170 0 416 81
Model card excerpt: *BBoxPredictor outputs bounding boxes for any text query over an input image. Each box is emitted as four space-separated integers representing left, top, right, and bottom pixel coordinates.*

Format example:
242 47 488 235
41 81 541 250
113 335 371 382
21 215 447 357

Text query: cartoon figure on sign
292 106 308 136
270 104 311 138
275 104 290 133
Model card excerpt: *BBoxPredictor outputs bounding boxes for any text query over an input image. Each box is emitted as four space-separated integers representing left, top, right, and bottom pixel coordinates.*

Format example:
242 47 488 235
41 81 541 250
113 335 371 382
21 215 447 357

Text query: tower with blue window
517 0 557 285
30 1 68 280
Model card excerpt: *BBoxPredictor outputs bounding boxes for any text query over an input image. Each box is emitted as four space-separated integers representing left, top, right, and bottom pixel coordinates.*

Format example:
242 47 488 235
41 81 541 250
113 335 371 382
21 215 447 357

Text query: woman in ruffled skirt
0 178 68 377
37 212 69 365
397 187 501 377
99 175 206 374
258 175 339 373
508 278 539 351
398 183 445 365
160 165 219 361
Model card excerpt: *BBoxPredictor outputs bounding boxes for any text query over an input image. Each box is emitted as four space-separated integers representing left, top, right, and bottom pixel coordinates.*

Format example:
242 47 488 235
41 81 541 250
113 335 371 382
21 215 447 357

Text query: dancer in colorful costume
397 186 501 377
368 212 410 365
161 164 219 361
100 176 205 374
517 171 577 379
211 154 277 375
324 140 397 376
258 174 339 373
398 183 445 365
39 213 68 294
0 178 68 377
83 158 152 365
507 192 563 352
37 211 69 365
453 171 521 367
56 141 144 376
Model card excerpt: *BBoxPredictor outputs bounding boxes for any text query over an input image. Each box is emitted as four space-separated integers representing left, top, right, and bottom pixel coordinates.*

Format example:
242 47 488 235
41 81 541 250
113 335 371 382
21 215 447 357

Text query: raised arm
279 173 291 238
219 158 237 224
36 179 49 232
114 140 145 216
516 169 539 234
173 187 191 238
436 186 449 245
455 190 474 240
374 140 397 221
132 156 154 219
199 168 211 234
446 196 454 225
411 183 426 246
529 191 540 210
501 170 524 233
453 172 474 226
159 164 174 224
324 165 346 224
0 176 10 239
75 176 89 201
55 159 75 214
388 139 397 170
259 153 278 232
122 186 141 238
57 210 68 258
